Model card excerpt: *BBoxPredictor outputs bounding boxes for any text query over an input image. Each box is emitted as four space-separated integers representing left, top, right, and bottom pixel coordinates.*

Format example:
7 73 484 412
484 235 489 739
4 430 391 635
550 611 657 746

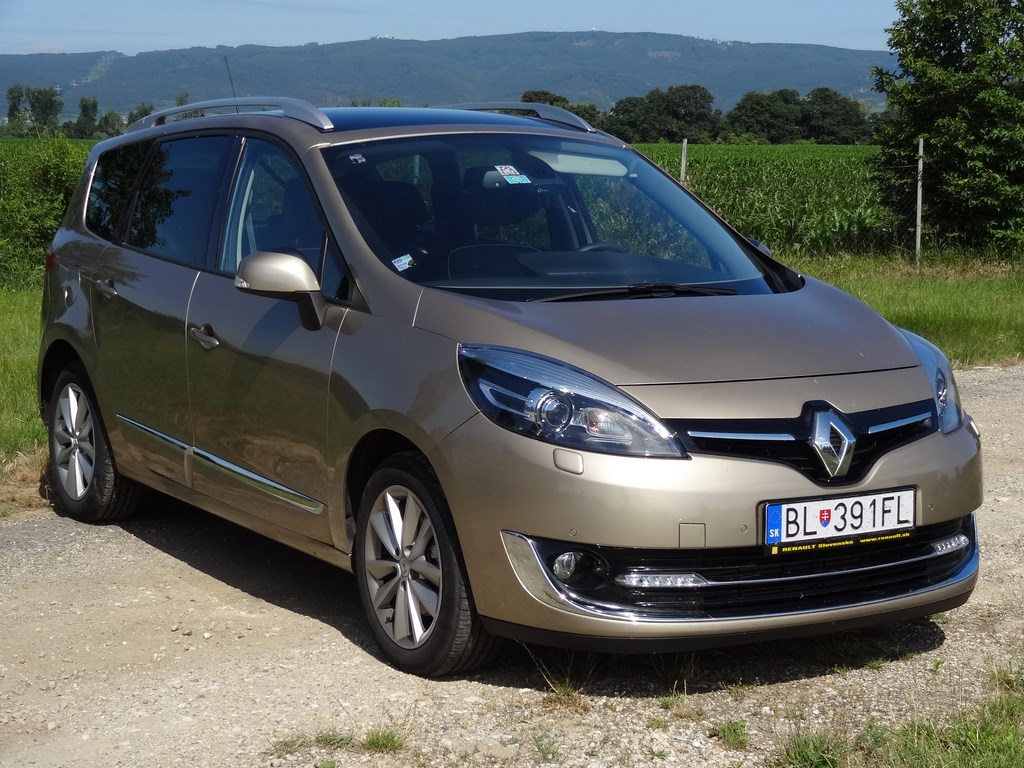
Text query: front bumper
430 412 982 646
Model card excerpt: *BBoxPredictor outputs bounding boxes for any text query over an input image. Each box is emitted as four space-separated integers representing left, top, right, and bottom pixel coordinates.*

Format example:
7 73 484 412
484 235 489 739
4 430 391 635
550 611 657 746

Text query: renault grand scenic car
39 97 982 676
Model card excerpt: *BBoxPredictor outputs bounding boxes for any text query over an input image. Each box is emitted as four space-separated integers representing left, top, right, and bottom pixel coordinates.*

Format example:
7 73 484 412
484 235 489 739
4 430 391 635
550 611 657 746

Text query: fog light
552 551 582 581
615 572 709 589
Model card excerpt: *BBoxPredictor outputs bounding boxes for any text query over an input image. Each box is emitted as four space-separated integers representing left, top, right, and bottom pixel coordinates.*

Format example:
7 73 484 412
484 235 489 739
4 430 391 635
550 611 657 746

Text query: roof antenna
224 56 238 101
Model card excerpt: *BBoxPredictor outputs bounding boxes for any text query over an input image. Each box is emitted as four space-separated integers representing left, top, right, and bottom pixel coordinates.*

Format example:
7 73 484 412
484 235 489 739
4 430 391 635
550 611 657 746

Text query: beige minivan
39 97 982 676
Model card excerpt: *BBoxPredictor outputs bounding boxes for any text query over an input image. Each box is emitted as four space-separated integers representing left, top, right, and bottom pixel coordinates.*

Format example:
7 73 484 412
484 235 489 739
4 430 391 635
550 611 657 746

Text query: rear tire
354 453 497 676
46 363 140 522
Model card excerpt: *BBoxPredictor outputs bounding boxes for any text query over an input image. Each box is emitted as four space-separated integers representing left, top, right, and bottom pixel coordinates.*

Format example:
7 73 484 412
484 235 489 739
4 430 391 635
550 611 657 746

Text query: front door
185 137 341 541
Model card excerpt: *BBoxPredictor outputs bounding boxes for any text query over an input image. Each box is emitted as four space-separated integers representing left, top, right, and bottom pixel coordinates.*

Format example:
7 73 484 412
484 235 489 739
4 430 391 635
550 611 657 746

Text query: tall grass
0 290 45 462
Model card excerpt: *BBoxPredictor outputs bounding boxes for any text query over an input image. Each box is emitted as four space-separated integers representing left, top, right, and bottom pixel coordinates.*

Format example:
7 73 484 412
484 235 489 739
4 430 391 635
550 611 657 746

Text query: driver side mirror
235 250 327 331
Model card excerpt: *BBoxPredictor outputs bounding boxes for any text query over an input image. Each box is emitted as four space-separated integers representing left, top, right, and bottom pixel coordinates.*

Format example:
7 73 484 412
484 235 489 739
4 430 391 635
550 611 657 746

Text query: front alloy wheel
363 481 443 649
355 453 496 676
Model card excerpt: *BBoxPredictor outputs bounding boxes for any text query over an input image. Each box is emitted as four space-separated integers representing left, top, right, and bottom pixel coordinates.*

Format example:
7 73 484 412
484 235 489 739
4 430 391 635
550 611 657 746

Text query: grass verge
1 290 44 464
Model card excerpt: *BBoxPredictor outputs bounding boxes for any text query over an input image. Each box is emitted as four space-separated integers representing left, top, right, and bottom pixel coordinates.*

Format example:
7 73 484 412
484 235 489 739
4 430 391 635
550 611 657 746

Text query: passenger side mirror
235 250 327 331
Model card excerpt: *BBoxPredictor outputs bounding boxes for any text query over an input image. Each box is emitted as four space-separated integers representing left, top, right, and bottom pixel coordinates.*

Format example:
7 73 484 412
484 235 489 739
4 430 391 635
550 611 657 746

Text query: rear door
91 134 233 486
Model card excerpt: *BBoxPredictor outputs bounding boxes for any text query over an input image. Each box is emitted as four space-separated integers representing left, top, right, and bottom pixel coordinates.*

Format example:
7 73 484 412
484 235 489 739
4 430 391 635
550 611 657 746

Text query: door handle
189 324 220 350
94 277 117 300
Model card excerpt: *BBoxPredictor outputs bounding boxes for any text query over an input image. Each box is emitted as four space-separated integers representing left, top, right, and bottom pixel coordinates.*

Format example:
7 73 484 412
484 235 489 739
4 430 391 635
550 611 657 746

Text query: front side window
219 138 325 274
127 135 232 266
323 134 776 300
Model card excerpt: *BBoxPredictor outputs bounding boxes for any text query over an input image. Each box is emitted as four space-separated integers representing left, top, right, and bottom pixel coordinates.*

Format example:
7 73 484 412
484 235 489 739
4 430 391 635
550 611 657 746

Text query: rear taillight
45 249 56 273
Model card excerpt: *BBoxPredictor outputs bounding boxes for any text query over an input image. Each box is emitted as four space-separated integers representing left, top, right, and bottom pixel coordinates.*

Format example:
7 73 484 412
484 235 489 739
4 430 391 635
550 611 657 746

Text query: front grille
667 399 936 485
532 515 975 620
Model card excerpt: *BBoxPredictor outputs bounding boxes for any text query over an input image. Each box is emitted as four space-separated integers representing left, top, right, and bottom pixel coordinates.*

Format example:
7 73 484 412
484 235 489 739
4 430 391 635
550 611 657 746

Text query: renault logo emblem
811 411 856 478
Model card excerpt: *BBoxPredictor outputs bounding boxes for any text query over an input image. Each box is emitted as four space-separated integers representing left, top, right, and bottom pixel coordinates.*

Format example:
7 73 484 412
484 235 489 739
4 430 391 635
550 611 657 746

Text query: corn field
636 144 909 258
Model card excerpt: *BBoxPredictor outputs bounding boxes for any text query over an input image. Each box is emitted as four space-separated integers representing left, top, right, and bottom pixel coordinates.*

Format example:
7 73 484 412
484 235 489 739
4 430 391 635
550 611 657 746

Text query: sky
0 0 900 56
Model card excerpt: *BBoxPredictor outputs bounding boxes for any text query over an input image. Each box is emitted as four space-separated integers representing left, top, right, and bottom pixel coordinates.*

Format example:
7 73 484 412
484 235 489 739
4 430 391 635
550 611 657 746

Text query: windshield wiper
531 282 737 303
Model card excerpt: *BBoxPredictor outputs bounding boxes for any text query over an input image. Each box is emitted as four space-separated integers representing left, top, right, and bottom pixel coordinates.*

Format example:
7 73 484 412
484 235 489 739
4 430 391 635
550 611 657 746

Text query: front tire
355 453 496 676
46 363 140 522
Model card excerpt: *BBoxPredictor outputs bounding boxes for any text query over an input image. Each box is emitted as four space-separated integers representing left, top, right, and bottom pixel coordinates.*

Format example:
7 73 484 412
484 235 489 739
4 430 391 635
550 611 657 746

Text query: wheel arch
343 429 422 543
38 340 85 419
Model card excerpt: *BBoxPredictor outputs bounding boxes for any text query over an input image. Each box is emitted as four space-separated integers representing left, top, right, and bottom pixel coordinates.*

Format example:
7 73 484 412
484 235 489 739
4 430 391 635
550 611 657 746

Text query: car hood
413 277 920 386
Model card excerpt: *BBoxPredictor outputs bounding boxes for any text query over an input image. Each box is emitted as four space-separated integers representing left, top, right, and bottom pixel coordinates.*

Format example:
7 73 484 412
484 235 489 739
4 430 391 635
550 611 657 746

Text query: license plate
765 489 915 554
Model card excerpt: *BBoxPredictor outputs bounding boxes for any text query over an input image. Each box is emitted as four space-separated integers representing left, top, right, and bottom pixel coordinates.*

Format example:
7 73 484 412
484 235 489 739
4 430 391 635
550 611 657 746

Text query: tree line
522 85 875 145
4 85 154 140
4 81 873 145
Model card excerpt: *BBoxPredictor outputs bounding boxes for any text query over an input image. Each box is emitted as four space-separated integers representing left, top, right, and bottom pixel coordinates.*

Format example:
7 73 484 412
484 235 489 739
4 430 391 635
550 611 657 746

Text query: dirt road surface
1 365 1021 767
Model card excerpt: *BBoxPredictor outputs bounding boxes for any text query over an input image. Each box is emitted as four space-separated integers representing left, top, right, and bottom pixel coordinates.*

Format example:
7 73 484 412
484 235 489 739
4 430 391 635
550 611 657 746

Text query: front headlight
458 344 684 458
899 330 963 434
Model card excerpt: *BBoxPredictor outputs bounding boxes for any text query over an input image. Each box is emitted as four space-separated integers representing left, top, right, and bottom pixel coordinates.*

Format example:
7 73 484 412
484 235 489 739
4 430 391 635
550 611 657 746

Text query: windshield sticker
495 164 531 184
392 254 415 272
349 153 367 164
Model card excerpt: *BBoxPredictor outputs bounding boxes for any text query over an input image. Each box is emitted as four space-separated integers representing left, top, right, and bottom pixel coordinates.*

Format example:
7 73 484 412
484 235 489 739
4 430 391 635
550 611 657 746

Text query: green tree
72 96 99 138
604 85 721 143
873 0 1024 246
801 88 872 144
6 84 25 123
647 84 721 142
725 89 803 144
24 86 63 133
520 90 571 109
5 84 27 135
603 94 659 143
126 103 155 126
97 109 126 138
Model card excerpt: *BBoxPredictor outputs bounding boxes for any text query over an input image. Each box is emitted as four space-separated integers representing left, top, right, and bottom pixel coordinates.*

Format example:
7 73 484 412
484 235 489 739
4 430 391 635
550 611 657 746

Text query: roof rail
439 102 597 133
126 97 334 133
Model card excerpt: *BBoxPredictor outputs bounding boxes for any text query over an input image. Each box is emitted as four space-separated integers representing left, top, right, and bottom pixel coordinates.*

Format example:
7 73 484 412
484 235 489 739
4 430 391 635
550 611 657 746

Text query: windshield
322 133 778 300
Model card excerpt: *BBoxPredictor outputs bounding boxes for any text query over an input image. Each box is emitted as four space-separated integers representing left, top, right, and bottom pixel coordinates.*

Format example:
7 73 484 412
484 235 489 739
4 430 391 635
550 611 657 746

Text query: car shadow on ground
112 491 950 699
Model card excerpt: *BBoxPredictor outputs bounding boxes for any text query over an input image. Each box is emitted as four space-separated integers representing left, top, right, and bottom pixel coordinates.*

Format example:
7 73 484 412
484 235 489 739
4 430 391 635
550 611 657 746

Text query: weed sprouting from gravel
532 731 560 762
265 733 311 758
648 715 670 730
265 729 353 760
524 645 594 712
314 729 353 749
362 727 404 753
710 719 749 749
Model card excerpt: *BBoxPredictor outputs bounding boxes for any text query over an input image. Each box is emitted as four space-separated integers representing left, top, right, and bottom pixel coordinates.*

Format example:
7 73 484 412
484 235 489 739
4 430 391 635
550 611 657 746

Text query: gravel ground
1 364 1021 768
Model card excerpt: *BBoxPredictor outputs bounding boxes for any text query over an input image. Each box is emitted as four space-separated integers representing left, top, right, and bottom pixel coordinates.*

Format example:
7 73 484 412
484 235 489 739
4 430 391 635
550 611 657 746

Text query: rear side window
86 141 153 242
127 135 232 266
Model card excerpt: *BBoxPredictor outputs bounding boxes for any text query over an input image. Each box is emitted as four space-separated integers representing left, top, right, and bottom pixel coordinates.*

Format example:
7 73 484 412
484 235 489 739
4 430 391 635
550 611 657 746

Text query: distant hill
0 31 892 119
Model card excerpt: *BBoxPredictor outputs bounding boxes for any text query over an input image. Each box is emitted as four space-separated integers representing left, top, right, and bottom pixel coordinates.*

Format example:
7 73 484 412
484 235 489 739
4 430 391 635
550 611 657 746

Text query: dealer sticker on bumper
765 489 915 554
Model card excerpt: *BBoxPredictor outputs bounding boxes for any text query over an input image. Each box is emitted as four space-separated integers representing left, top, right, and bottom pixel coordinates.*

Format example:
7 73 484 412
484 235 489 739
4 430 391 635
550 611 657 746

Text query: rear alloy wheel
355 453 495 676
47 363 139 522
